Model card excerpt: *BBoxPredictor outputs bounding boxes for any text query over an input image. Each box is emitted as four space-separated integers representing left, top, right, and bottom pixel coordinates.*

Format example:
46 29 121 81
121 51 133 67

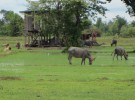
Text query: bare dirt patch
0 76 21 81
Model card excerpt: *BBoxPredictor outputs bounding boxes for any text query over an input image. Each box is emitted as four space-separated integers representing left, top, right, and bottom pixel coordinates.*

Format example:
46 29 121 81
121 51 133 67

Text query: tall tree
26 0 107 47
107 16 127 35
114 16 127 34
130 20 135 26
0 10 23 36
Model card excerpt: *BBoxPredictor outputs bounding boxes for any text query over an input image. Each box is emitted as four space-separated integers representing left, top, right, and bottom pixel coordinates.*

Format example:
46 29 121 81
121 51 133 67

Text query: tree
130 20 135 26
95 18 108 35
27 0 107 47
120 25 135 37
0 10 23 36
109 16 127 35
95 18 102 28
115 16 127 34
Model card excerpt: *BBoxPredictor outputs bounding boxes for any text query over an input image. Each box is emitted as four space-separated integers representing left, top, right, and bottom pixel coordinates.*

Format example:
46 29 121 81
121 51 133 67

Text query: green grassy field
0 36 135 100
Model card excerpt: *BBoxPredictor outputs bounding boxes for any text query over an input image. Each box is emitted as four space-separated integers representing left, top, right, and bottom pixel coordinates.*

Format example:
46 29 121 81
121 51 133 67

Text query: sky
0 0 134 23
100 0 135 23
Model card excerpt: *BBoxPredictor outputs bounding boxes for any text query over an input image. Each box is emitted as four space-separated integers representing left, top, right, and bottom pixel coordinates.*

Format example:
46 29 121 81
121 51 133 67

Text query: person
92 31 97 42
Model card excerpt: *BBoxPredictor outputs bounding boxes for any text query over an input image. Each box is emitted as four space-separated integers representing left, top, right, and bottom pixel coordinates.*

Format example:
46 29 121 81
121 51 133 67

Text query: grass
0 36 135 100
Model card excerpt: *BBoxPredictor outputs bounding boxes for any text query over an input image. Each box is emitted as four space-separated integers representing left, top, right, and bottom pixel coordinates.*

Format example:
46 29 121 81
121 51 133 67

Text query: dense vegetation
0 9 134 38
0 0 135 46
0 10 23 36
94 16 135 37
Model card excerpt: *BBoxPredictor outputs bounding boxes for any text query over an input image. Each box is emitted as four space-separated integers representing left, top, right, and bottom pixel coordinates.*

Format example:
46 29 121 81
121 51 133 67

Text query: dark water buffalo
112 47 128 60
111 39 117 46
16 42 21 49
83 40 93 48
68 47 95 65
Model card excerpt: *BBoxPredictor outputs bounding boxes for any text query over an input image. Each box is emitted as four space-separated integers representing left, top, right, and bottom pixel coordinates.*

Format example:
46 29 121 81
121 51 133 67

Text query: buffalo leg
121 56 122 60
117 55 118 60
68 55 72 64
81 58 86 65
113 54 116 60
81 58 83 65
81 58 84 65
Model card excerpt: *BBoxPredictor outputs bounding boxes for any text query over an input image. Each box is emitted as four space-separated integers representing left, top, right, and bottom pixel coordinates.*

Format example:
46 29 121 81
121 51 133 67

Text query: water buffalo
83 40 93 48
16 42 21 49
111 39 117 46
68 47 95 65
112 47 128 60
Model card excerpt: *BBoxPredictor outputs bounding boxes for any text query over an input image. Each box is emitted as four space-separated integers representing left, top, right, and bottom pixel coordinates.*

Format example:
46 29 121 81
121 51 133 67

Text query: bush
120 26 135 37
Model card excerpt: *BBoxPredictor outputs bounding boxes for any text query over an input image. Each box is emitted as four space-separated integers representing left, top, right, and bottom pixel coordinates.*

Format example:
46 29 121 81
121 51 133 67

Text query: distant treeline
0 10 23 36
0 9 135 38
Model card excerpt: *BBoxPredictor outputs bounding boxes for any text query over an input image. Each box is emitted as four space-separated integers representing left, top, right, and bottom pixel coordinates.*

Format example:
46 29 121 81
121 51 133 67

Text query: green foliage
107 16 127 35
120 26 135 37
111 21 119 35
91 25 102 36
27 0 107 47
115 16 127 34
130 20 135 26
0 10 23 36
81 18 92 29
94 18 109 36
95 16 135 37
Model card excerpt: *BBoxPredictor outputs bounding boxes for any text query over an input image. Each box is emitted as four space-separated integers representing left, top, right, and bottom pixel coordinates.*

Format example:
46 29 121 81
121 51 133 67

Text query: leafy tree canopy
0 10 23 36
26 0 107 47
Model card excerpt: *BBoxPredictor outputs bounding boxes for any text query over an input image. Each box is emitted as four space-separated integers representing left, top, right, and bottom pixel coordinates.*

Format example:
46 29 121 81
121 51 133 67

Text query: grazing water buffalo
68 47 95 65
112 47 128 60
111 39 117 46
